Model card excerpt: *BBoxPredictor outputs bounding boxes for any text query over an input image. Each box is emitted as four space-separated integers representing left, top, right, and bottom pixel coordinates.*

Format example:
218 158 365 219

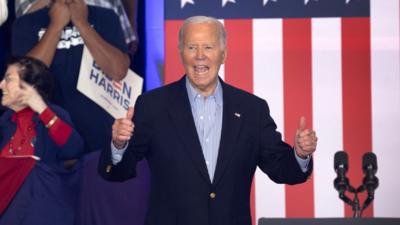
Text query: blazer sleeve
257 99 312 185
46 104 84 160
98 95 151 182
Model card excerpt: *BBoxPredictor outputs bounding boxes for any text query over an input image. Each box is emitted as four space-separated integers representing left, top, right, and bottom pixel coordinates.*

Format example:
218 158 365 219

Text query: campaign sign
77 46 143 119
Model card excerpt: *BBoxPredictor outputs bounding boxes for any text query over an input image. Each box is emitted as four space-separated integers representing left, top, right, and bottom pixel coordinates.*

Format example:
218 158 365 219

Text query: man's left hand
294 116 318 159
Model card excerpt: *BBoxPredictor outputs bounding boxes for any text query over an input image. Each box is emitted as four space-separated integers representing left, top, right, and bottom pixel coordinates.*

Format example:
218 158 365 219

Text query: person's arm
257 100 313 184
70 0 130 81
19 81 84 159
39 105 84 159
98 96 149 182
38 107 72 146
26 0 71 66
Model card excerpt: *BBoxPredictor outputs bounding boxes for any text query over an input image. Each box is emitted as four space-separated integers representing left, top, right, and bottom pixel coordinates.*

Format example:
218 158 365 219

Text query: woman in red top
0 56 83 225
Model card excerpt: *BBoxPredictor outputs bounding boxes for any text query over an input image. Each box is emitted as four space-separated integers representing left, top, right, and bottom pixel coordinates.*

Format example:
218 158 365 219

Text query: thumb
298 116 306 132
126 107 134 120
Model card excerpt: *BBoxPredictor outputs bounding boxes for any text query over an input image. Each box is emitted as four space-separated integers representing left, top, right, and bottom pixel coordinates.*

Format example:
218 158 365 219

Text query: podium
258 218 400 225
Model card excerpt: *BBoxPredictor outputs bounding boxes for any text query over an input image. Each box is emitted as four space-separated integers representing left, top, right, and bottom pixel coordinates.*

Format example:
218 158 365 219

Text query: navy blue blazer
99 76 312 225
0 104 84 225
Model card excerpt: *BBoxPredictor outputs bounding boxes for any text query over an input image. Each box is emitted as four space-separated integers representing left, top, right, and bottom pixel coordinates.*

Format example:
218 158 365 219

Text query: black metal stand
337 184 374 218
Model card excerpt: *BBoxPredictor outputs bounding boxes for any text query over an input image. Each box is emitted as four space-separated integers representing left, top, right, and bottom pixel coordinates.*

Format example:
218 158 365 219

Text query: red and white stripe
370 0 400 217
164 0 400 222
113 81 122 90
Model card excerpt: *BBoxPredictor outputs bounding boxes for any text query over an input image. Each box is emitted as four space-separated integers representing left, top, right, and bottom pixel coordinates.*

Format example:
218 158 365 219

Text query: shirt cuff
111 141 128 165
38 107 56 125
294 150 310 173
38 107 72 146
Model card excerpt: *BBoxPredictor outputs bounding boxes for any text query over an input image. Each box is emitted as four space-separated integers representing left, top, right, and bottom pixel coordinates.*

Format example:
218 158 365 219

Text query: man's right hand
112 107 135 149
49 0 71 30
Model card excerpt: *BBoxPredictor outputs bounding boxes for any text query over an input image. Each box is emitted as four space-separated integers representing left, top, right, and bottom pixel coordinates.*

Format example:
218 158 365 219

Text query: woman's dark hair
7 56 55 101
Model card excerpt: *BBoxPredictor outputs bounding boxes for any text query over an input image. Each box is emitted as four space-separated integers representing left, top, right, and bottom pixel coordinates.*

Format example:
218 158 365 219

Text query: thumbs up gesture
112 107 135 149
294 116 318 159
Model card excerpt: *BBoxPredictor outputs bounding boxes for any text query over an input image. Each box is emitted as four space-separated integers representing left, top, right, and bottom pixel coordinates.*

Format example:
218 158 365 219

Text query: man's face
180 22 226 96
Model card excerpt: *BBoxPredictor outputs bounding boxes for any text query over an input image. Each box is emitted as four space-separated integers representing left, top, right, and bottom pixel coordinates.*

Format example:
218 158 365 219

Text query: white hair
178 16 227 51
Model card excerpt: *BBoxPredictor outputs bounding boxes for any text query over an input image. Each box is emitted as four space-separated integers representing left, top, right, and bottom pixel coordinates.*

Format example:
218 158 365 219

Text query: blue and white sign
77 46 143 119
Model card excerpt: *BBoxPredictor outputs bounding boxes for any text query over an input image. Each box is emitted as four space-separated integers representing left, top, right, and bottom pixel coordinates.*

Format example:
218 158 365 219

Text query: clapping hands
49 0 88 30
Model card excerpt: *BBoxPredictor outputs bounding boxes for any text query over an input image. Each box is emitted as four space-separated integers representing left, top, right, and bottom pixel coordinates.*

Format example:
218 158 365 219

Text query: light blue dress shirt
185 78 223 182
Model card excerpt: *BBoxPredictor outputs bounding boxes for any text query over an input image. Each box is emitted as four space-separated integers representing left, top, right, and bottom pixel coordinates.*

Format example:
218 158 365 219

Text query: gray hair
178 16 227 51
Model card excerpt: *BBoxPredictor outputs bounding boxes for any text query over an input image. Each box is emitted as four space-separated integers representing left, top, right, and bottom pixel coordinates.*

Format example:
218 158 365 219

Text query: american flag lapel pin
234 112 241 118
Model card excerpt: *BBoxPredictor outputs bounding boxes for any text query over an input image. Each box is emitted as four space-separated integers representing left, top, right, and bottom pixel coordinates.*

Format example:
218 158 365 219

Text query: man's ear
221 49 227 64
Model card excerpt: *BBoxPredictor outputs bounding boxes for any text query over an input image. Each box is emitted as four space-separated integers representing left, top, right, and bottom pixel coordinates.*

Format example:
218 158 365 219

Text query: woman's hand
18 81 48 114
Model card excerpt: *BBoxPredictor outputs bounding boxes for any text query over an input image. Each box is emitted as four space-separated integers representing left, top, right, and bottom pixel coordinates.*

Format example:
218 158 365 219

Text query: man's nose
195 48 206 60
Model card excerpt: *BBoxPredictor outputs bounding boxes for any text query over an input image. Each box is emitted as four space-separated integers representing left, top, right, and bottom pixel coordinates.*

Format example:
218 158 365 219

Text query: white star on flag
346 0 351 4
181 0 194 8
263 0 277 6
304 0 318 5
222 0 236 7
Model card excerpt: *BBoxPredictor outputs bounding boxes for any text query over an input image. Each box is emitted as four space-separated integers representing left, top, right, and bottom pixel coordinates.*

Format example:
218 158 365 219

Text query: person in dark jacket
0 56 83 225
99 16 318 225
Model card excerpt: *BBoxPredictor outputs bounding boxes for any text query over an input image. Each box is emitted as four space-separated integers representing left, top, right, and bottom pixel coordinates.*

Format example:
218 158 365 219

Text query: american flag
164 0 400 223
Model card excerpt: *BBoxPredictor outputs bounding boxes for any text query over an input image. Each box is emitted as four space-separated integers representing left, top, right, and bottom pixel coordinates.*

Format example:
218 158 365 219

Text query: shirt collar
185 76 223 107
11 107 34 122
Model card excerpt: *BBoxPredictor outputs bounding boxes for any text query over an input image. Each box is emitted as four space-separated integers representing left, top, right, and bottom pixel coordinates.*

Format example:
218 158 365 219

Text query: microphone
334 151 349 193
361 152 379 212
362 152 378 193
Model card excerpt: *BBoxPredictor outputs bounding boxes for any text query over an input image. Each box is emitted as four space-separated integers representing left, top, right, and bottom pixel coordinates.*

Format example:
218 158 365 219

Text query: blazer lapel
167 77 211 184
213 82 243 186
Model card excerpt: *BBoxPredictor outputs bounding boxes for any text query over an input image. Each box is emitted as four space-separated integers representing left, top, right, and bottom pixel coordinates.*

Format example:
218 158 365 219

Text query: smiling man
99 16 318 225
